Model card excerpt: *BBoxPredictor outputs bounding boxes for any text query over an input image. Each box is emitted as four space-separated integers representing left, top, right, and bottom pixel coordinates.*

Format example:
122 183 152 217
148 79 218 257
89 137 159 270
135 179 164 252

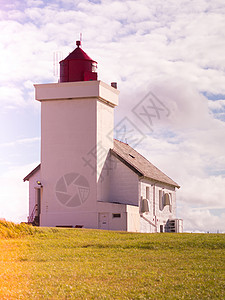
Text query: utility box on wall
165 219 183 233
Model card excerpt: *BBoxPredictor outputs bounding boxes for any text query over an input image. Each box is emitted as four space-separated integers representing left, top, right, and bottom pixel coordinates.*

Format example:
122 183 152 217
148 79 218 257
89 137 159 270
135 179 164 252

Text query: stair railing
28 204 38 223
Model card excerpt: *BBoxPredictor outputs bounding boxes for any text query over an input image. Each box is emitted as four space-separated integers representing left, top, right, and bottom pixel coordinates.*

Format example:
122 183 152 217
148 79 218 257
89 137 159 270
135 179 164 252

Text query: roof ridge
113 138 128 145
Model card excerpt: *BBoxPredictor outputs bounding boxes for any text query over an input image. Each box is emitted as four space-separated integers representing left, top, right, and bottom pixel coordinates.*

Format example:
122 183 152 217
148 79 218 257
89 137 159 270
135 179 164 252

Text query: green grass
0 221 224 299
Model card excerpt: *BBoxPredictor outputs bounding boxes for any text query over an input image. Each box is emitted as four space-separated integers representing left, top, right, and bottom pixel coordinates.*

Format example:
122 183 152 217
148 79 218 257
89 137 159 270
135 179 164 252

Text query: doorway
98 213 109 230
34 187 41 226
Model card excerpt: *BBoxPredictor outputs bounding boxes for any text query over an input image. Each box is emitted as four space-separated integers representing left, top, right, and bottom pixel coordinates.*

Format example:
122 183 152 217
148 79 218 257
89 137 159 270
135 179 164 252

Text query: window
169 193 172 213
146 186 150 200
159 190 163 211
92 62 97 72
112 213 121 218
164 193 171 206
140 197 149 213
162 193 172 212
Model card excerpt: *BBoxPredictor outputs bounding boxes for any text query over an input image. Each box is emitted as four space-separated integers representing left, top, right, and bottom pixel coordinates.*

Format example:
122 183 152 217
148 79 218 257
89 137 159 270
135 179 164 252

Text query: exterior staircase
28 204 40 226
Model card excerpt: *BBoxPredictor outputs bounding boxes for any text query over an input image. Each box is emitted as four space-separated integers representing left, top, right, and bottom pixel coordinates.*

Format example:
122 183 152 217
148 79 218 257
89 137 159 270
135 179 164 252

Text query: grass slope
0 221 224 299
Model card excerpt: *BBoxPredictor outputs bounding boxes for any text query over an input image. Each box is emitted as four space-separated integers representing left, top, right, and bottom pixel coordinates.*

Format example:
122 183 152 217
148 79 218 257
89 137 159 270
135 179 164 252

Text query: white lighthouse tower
34 41 119 227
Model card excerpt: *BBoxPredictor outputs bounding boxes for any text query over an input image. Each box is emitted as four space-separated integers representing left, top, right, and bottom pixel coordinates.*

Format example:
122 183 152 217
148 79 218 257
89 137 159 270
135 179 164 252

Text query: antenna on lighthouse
80 33 82 46
53 51 63 80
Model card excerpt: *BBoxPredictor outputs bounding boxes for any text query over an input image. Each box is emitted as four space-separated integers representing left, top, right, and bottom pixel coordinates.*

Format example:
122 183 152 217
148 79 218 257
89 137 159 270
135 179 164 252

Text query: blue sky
0 0 225 232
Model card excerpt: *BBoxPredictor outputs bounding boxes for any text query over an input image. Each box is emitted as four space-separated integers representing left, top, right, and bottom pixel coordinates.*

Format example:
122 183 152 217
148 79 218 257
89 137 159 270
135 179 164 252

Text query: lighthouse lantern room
59 41 98 82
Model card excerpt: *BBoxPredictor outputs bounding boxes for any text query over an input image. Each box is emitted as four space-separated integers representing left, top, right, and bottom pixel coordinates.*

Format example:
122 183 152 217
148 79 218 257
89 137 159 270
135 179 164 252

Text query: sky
0 0 225 232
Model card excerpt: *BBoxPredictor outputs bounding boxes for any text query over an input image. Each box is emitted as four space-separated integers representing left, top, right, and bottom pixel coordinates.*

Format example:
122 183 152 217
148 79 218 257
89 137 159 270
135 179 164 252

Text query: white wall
109 154 139 206
139 179 177 233
126 205 140 232
28 168 41 219
35 81 119 227
97 202 140 232
40 98 98 224
97 202 127 231
96 99 114 203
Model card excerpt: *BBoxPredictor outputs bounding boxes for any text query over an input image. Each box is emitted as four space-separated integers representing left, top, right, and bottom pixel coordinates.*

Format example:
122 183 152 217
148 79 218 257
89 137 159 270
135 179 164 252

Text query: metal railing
28 204 38 223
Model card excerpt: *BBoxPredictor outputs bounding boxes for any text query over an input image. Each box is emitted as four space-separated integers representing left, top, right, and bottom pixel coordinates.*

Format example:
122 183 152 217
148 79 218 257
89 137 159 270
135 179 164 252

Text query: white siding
109 155 139 206
139 179 176 233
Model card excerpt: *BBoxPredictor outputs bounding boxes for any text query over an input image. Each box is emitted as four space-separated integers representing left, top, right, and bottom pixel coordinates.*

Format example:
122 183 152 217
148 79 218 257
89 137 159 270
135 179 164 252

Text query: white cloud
208 99 225 111
0 86 26 107
0 137 40 148
178 175 225 208
26 0 44 7
178 206 225 233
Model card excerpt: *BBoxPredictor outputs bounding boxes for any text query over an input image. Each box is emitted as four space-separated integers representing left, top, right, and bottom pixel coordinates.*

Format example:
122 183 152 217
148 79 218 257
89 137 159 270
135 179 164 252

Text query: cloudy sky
0 0 225 232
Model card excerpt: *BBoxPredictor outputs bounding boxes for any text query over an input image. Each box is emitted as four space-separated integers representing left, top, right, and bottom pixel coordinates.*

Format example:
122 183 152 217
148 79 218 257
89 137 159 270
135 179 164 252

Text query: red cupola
59 41 98 82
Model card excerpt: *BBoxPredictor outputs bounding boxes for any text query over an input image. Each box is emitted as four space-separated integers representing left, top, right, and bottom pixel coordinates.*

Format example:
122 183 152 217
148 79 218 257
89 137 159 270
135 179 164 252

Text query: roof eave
140 175 180 189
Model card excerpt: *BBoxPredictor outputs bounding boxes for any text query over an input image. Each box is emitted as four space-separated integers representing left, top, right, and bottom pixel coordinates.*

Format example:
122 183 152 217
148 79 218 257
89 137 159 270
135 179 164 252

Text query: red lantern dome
59 41 98 82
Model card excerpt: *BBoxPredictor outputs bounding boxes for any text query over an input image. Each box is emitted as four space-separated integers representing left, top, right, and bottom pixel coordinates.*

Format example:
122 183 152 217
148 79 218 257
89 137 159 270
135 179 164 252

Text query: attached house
24 41 183 233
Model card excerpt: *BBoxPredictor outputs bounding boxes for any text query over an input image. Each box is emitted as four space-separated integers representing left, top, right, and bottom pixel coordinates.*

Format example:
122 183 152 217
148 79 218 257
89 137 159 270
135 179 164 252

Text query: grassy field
0 221 224 299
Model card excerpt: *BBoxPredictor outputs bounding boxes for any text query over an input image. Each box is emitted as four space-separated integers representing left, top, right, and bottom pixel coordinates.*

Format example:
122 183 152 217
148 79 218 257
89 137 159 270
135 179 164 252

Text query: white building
24 41 183 233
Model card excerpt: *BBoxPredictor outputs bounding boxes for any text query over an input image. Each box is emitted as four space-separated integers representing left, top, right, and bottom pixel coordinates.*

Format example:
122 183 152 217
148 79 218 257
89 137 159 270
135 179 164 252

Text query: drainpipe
153 184 157 233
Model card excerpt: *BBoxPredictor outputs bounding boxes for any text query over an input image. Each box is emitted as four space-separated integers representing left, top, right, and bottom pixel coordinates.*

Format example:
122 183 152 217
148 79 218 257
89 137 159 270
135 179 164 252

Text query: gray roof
111 139 180 188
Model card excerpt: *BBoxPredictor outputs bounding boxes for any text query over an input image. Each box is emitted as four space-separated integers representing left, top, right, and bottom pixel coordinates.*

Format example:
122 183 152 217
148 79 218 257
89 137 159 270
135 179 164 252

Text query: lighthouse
34 41 119 227
24 41 182 233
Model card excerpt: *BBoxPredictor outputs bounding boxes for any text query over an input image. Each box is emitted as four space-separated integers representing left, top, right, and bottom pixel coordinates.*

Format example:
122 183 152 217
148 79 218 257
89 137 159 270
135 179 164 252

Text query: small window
129 154 135 158
146 186 150 200
92 62 97 72
169 193 172 213
140 198 149 213
112 213 121 218
164 193 171 206
159 190 163 211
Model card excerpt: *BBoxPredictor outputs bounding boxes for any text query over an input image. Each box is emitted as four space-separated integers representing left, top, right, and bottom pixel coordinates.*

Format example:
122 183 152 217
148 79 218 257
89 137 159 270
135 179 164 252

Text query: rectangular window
159 190 163 211
112 213 121 218
169 193 172 213
146 186 150 200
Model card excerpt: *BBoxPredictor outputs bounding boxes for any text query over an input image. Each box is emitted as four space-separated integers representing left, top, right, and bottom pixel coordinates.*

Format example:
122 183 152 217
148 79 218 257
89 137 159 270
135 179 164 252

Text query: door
34 187 41 226
98 213 109 230
37 188 41 217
